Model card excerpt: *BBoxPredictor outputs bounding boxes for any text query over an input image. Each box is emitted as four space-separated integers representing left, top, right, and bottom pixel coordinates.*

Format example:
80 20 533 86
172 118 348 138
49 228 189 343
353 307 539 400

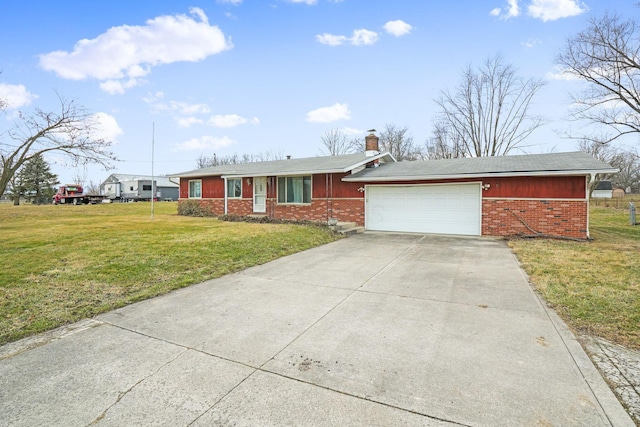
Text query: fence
591 195 640 209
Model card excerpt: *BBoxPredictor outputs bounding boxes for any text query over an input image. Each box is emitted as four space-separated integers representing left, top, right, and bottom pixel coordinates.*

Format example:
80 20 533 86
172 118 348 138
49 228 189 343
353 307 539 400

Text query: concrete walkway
0 233 634 426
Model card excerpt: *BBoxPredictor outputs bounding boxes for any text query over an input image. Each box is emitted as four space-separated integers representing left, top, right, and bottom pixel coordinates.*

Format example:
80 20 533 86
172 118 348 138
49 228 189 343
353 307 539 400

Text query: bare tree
378 124 422 161
577 138 640 194
577 138 620 195
424 121 466 160
614 149 640 193
196 150 284 168
0 96 116 197
84 180 101 195
557 14 640 144
319 129 356 156
435 55 546 157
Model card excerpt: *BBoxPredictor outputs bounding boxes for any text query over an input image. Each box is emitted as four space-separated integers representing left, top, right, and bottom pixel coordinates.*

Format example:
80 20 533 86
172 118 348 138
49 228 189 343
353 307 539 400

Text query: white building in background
100 174 179 201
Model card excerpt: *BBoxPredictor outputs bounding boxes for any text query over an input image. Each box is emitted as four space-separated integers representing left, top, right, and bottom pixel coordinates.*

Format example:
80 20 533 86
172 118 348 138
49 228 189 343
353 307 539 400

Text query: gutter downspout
586 174 596 239
223 177 228 215
326 173 329 223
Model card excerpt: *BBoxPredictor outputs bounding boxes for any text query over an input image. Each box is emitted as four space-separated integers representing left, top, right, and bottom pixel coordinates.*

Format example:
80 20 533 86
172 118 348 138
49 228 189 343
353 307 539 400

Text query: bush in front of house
177 200 217 217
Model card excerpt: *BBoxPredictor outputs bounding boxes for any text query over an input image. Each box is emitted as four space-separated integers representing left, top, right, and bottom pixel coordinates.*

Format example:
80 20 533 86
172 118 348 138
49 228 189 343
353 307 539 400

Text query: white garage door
366 183 481 236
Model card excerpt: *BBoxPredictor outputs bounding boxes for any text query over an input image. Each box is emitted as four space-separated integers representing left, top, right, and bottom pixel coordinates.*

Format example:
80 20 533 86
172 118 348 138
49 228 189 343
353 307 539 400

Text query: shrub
177 200 216 217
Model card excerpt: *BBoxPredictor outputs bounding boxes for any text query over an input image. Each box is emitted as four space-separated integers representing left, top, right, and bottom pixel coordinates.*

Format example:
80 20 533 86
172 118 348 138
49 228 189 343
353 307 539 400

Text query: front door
253 177 267 213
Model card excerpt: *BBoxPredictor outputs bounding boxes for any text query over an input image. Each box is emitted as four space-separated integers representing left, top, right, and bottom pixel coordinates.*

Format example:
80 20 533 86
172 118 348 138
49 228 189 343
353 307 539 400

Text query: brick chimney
365 130 379 157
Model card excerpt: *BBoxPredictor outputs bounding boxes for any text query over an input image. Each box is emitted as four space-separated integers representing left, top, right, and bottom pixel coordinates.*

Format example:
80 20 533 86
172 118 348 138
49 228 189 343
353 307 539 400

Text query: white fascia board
342 168 618 182
221 168 345 179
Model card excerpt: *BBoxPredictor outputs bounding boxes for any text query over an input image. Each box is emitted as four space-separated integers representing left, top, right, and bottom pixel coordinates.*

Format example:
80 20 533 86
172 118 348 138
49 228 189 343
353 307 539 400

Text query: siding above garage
481 176 587 199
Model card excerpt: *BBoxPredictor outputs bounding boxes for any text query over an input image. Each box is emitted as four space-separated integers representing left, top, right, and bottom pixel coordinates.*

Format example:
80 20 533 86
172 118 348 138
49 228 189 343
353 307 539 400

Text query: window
142 184 152 191
277 176 311 204
130 186 134 191
189 180 202 198
226 179 242 198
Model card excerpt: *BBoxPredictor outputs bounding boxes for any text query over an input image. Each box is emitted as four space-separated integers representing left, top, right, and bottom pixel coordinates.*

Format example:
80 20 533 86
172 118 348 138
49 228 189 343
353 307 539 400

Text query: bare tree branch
434 55 546 157
577 138 640 193
0 95 116 197
378 124 423 161
319 129 357 156
557 13 640 143
196 150 284 168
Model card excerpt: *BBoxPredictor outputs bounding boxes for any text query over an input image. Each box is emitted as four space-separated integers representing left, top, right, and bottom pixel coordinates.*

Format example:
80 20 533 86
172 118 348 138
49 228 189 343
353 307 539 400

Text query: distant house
171 132 618 240
100 174 179 201
592 180 613 198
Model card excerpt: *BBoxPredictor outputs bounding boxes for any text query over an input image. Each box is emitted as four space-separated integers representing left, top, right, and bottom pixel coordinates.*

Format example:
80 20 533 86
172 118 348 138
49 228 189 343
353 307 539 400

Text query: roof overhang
221 153 394 179
342 168 618 182
170 152 395 180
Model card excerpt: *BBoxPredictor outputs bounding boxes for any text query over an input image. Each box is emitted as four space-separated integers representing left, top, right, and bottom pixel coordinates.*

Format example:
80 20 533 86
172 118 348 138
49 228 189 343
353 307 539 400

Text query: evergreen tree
18 154 59 205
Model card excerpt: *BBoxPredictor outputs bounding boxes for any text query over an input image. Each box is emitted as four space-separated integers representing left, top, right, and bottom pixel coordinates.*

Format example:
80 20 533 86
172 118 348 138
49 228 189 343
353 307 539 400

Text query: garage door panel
366 184 481 236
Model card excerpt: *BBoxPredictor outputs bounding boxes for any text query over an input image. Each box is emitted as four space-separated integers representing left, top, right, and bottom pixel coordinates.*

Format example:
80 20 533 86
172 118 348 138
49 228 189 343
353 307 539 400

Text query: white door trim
253 177 267 213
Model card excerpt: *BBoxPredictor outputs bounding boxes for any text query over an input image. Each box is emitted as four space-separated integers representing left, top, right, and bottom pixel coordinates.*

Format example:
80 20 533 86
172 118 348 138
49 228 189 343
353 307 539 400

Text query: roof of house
594 180 613 191
171 152 395 178
101 174 179 188
344 151 618 182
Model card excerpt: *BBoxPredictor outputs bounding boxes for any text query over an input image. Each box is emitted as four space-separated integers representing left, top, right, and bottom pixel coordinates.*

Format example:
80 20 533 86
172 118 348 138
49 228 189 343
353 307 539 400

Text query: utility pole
151 122 155 220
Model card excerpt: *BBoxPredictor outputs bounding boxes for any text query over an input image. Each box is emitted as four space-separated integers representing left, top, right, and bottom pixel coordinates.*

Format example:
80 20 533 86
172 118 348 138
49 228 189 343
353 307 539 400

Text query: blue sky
0 0 635 185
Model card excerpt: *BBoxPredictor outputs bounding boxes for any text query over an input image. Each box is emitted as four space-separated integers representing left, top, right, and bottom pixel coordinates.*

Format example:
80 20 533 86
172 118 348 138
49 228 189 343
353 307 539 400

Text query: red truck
52 185 107 205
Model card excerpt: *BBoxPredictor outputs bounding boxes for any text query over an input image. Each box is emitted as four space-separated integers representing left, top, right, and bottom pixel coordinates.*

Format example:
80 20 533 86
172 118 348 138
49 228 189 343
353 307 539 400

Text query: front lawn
509 202 640 349
0 202 340 345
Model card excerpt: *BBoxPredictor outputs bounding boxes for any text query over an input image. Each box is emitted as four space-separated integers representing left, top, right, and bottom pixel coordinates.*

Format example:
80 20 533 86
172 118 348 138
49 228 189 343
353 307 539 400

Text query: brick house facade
173 134 616 239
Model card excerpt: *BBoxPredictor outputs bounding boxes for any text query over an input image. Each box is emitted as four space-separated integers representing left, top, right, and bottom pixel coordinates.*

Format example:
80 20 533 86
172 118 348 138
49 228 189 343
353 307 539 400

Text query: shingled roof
344 152 617 182
172 152 394 178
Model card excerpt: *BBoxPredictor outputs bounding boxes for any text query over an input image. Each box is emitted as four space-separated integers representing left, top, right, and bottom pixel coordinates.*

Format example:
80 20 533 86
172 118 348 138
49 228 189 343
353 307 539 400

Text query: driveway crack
85 348 188 426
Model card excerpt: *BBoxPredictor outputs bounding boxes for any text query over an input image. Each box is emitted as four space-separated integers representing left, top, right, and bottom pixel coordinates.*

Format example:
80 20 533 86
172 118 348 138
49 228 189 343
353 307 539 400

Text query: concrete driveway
0 233 634 426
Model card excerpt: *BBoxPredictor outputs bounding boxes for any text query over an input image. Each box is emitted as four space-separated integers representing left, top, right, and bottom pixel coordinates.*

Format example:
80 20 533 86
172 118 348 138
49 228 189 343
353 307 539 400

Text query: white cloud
521 38 541 48
91 112 123 142
545 66 581 81
527 0 588 21
341 127 364 135
173 135 235 151
170 102 211 115
384 20 413 37
316 33 348 46
306 103 351 123
177 117 204 128
39 8 232 94
316 29 378 46
217 0 242 4
287 0 318 4
143 93 211 127
351 29 378 46
0 83 38 109
490 0 520 20
207 114 259 128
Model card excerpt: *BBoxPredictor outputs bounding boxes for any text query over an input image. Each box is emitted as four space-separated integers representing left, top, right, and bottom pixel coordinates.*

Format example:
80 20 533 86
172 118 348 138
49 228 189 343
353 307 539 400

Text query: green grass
509 202 640 349
0 202 341 345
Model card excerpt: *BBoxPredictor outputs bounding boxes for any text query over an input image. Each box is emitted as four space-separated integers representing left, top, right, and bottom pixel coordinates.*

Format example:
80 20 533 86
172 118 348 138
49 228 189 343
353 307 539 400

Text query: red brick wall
178 196 364 225
271 198 364 225
228 198 253 216
331 199 365 225
482 199 588 239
